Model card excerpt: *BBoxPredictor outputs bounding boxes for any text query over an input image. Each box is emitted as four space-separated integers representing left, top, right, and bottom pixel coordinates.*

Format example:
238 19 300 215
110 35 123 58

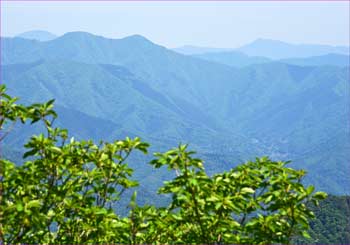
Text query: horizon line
4 30 350 49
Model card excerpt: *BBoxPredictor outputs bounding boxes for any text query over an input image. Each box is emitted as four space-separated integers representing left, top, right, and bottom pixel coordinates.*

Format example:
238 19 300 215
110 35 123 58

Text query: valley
1 31 349 196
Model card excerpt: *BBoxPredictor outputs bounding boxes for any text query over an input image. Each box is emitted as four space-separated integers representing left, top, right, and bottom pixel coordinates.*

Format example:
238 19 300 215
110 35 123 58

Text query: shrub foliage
0 85 326 243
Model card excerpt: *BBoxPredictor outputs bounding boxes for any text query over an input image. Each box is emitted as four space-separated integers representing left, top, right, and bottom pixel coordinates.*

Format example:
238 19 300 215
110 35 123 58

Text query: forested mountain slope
294 195 350 244
1 32 349 194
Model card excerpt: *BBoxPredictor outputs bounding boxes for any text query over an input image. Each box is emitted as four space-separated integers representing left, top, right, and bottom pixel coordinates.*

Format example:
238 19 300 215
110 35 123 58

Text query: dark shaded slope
293 195 350 244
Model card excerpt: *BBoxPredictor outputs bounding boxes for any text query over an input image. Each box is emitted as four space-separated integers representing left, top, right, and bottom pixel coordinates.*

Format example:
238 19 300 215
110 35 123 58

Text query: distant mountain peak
251 38 287 44
238 38 350 59
121 34 154 45
60 31 99 39
125 34 148 40
57 32 154 46
16 30 57 41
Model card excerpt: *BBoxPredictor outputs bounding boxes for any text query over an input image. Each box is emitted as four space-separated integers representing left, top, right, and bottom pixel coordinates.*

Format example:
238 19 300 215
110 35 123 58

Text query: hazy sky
1 1 349 48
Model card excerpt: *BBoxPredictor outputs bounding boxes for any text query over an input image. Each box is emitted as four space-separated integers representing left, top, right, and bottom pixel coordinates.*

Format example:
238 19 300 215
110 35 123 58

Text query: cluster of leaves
0 85 149 243
129 147 327 244
0 85 327 243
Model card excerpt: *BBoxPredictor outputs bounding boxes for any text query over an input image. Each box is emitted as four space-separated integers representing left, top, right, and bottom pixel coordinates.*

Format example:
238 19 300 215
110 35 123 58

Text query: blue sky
1 1 349 48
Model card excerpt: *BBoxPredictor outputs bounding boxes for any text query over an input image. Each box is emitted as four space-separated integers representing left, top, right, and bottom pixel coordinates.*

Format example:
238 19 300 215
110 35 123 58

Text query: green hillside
1 32 349 195
293 195 350 244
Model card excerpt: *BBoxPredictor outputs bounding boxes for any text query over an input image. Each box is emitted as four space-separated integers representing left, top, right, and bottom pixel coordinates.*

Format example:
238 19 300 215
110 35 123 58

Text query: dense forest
294 195 350 244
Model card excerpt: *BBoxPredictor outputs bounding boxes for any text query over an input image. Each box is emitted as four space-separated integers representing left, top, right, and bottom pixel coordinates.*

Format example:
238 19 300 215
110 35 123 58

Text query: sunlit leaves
145 146 327 244
0 86 149 243
0 85 327 244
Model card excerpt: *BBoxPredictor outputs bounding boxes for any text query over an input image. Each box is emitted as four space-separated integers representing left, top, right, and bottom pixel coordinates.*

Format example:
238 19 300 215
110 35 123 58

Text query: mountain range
236 38 349 59
1 31 349 196
193 51 349 68
174 38 349 59
15 30 57 42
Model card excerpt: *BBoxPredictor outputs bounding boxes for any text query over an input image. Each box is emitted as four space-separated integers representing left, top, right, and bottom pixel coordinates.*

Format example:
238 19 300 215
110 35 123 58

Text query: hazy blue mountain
229 63 350 193
173 39 349 59
172 45 234 55
2 32 349 194
230 63 349 140
2 60 261 157
1 32 245 123
194 51 349 68
16 30 57 41
238 38 349 59
193 51 271 67
3 104 135 148
1 59 264 203
280 53 350 67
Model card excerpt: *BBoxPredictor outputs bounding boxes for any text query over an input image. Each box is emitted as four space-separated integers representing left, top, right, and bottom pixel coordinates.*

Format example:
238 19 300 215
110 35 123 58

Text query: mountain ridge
16 30 57 41
2 31 349 194
237 38 349 59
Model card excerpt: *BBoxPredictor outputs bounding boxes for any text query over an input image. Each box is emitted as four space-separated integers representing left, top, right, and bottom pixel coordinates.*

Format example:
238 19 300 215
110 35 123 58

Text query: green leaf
265 195 273 204
48 210 55 217
16 203 24 212
313 191 327 200
302 230 311 239
23 149 37 158
50 146 62 154
30 117 41 124
46 99 55 107
27 200 41 208
241 187 255 194
306 185 315 195
95 208 108 215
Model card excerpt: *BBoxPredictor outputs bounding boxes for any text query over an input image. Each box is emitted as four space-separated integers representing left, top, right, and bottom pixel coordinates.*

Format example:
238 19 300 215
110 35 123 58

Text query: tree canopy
0 84 327 244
